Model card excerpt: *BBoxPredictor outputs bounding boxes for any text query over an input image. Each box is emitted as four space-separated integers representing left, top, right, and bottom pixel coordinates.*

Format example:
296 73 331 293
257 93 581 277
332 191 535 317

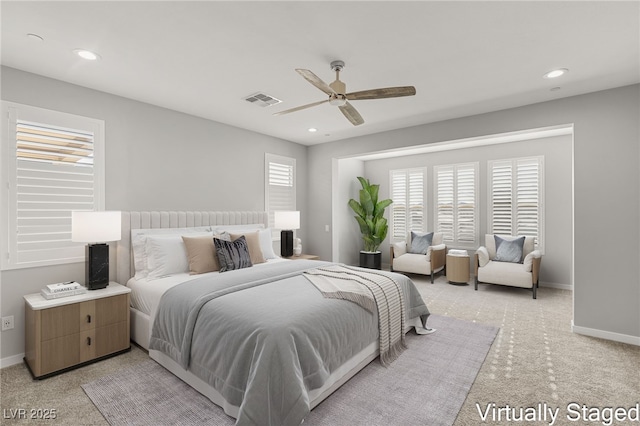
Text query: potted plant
348 177 392 269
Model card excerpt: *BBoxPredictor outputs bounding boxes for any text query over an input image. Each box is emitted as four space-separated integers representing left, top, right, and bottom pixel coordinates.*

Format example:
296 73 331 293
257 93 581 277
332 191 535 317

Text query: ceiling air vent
244 92 282 107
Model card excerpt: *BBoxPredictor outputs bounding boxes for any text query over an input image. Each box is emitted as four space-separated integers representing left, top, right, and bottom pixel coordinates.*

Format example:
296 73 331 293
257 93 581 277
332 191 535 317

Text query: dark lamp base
281 230 294 257
86 243 110 290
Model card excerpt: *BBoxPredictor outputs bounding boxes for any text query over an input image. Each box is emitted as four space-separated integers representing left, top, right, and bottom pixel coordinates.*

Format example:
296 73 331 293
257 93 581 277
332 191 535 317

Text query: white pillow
145 234 192 279
393 241 407 257
258 228 278 259
476 246 490 267
131 227 212 278
523 250 541 272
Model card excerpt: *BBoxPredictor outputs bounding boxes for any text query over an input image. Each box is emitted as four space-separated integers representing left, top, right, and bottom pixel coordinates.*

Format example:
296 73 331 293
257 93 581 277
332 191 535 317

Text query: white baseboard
0 353 24 369
539 281 572 291
572 321 640 346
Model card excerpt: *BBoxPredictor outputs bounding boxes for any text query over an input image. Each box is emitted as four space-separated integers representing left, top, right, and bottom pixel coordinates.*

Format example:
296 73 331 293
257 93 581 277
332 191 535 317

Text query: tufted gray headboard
115 211 269 285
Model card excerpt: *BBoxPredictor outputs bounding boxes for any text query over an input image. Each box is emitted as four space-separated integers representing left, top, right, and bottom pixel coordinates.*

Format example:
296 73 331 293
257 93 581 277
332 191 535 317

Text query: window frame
434 162 479 248
1 101 105 270
487 156 545 252
264 153 296 240
389 167 426 242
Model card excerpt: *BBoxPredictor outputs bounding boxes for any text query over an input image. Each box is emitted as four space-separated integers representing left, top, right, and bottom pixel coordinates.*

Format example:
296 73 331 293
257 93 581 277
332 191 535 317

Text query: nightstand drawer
95 321 129 358
40 334 81 375
95 294 128 326
41 304 81 340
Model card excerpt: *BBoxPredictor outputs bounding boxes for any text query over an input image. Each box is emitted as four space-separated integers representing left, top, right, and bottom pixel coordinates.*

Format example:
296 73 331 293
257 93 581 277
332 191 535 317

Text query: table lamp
72 211 121 290
274 211 300 257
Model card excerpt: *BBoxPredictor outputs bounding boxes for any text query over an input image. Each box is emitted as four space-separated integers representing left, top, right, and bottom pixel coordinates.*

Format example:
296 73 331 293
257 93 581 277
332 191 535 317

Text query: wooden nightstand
446 253 470 284
285 254 320 260
24 282 131 379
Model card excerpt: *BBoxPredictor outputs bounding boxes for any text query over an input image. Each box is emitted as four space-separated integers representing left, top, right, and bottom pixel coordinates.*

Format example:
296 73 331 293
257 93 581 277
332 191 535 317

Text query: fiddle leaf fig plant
348 177 393 253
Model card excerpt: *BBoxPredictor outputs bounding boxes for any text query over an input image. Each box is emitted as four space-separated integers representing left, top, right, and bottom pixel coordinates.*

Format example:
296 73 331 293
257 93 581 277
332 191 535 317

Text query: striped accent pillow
214 235 253 272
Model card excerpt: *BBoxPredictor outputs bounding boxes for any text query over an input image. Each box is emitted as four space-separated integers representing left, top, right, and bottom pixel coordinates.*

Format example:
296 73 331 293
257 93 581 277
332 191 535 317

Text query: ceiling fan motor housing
329 93 347 106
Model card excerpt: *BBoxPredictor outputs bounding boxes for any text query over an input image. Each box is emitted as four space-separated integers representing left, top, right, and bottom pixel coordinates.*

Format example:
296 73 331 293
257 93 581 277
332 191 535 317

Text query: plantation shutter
390 171 407 240
390 168 424 241
490 160 513 236
515 158 540 243
489 157 543 249
456 164 477 244
435 166 454 242
408 170 424 234
265 154 296 236
435 163 478 246
2 102 105 269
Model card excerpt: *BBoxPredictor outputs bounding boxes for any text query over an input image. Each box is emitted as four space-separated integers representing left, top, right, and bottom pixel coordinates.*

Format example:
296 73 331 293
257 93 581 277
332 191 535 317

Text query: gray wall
354 135 572 287
334 159 365 265
0 66 307 360
307 84 639 340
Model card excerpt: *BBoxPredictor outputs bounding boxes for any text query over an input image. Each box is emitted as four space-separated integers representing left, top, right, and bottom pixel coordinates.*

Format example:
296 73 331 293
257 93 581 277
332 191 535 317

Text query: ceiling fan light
329 94 347 107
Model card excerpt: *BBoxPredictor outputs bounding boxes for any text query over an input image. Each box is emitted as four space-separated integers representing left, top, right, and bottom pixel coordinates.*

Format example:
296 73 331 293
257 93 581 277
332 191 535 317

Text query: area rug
82 315 498 426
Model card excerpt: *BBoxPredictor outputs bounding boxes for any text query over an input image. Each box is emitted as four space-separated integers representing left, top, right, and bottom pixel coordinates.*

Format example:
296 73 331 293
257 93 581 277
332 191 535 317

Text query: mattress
127 257 289 318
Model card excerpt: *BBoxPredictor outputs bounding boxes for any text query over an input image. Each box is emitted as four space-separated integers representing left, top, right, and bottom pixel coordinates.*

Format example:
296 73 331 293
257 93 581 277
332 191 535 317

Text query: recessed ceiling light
550 87 562 92
27 33 44 42
308 128 317 133
543 68 568 79
74 49 100 61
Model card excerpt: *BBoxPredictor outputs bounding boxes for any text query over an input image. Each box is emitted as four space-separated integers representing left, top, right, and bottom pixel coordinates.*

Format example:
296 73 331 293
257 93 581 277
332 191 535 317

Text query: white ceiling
2 1 639 145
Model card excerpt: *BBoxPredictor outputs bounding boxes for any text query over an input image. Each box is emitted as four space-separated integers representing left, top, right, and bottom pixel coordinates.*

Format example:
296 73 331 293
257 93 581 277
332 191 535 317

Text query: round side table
446 252 470 284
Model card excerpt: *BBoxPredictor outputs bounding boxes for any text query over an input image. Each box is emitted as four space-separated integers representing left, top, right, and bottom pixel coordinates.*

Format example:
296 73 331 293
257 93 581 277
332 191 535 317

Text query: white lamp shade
274 211 300 230
72 211 121 242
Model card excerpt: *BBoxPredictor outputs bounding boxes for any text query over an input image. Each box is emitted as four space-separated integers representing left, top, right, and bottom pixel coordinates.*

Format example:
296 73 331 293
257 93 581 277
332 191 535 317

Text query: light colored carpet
2 275 639 425
81 315 497 426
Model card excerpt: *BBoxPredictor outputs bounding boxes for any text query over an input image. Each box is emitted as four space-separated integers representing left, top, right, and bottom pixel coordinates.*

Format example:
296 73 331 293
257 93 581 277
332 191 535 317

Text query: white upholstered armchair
474 234 542 299
390 232 446 283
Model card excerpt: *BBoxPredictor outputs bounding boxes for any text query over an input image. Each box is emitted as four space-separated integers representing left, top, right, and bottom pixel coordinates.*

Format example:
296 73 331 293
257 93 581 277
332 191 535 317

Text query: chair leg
533 284 537 299
474 277 478 291
430 272 434 284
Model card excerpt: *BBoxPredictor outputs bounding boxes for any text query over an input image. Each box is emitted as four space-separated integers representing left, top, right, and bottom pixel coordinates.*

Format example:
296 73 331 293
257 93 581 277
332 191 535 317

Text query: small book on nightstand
46 281 81 292
41 282 87 299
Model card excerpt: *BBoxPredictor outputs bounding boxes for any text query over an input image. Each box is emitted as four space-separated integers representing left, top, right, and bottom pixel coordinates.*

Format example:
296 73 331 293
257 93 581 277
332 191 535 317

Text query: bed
116 211 432 426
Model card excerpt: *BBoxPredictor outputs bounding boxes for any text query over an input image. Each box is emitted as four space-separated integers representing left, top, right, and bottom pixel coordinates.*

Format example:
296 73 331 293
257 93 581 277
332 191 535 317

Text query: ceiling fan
273 60 416 126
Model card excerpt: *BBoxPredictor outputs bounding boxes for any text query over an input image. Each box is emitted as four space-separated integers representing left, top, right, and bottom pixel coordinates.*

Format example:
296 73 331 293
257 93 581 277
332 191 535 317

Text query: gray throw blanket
304 264 407 366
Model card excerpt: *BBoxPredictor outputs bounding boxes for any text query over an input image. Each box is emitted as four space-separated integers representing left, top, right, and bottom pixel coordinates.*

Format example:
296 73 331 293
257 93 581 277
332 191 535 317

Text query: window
390 168 425 241
265 153 296 237
1 102 105 270
434 163 478 247
488 156 544 250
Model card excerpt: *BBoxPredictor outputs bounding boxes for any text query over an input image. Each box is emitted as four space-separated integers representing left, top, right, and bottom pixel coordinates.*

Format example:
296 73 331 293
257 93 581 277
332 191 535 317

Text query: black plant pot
359 251 382 270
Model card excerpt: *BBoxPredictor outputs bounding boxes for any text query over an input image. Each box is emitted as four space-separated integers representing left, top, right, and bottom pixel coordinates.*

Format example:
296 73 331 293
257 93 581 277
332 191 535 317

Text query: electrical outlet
2 316 14 331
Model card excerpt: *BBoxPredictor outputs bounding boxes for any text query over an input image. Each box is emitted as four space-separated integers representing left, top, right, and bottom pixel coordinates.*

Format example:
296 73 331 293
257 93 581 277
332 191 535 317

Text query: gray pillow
494 235 525 263
409 232 433 254
214 235 253 272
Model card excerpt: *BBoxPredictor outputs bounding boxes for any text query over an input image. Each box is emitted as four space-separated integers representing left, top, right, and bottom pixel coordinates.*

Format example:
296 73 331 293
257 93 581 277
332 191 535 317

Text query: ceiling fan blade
346 86 416 101
296 69 336 95
339 102 364 126
272 99 329 116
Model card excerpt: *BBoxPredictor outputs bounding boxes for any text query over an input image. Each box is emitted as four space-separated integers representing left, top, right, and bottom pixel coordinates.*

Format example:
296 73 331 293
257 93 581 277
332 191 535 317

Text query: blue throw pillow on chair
494 235 525 263
409 232 433 254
